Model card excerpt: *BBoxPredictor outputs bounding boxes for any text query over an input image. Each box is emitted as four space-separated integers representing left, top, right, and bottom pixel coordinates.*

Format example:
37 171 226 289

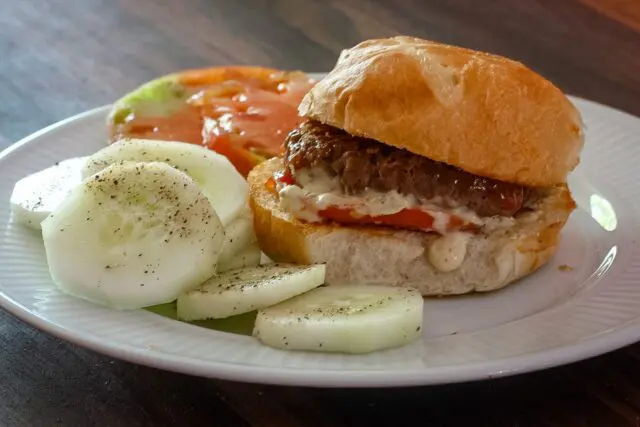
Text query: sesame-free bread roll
298 36 584 187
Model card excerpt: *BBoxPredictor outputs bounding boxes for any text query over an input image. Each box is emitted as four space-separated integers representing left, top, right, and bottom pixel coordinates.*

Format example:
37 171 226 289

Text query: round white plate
1 92 640 387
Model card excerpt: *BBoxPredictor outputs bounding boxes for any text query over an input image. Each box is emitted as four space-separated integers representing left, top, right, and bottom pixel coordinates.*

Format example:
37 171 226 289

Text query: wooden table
2 1 640 425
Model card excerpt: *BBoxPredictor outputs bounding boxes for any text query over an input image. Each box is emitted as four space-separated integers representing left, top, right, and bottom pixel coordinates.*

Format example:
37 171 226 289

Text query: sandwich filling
273 121 541 235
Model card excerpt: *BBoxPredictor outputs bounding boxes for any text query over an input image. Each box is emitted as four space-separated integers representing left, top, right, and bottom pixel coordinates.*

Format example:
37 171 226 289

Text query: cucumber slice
177 264 325 321
10 157 87 230
253 285 423 354
82 138 248 225
217 242 262 273
217 208 257 268
41 161 225 309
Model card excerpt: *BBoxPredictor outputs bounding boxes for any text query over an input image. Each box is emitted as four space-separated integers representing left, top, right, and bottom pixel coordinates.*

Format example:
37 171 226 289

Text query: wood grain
1 1 640 426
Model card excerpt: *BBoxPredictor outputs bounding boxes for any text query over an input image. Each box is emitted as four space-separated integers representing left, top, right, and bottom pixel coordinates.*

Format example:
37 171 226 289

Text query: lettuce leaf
110 75 191 125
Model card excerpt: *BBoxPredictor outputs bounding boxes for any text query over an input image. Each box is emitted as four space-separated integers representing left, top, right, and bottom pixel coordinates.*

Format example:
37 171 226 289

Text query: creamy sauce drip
427 232 471 272
279 167 491 234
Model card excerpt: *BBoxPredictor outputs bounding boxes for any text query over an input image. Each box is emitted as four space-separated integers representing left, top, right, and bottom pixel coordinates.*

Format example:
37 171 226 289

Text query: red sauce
111 68 315 176
273 168 296 186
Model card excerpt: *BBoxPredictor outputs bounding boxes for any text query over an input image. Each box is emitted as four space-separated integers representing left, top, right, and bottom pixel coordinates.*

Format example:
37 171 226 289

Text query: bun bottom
248 158 576 296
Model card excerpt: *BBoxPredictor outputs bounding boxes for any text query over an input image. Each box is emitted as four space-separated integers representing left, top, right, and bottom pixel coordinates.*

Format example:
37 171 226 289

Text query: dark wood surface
2 1 640 426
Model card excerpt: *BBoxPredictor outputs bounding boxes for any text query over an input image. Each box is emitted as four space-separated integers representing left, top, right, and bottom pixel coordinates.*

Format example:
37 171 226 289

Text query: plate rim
2 97 640 388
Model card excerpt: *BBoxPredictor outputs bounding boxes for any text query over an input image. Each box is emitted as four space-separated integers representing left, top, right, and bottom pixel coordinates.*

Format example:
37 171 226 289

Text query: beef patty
284 121 539 217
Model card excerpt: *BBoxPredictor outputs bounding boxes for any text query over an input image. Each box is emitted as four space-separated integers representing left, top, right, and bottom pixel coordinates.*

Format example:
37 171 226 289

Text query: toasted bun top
298 36 585 187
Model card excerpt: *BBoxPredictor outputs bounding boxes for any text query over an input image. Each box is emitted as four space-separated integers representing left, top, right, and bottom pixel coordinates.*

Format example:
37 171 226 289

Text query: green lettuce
146 301 256 336
110 75 191 125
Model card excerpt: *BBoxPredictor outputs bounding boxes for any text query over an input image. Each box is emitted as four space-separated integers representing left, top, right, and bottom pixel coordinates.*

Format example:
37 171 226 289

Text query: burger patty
284 121 539 217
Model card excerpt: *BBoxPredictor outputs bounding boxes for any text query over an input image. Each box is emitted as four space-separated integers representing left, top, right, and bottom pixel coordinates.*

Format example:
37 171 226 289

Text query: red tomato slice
266 167 295 193
118 110 204 145
318 207 474 233
110 66 315 177
271 171 475 233
319 207 430 230
208 134 265 177
273 168 296 186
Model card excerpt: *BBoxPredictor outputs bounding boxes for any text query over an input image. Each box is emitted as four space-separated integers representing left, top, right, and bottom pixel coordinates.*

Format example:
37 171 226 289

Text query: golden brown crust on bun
298 36 584 187
248 158 576 296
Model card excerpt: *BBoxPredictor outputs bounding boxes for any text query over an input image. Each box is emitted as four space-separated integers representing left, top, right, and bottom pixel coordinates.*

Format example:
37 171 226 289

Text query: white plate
1 91 640 388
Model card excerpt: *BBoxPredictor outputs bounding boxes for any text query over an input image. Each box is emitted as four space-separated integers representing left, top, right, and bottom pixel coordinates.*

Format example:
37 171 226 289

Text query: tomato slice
110 66 315 177
208 134 266 177
318 207 474 233
274 168 295 186
266 168 295 193
271 171 475 233
117 109 204 145
198 74 312 163
320 207 428 230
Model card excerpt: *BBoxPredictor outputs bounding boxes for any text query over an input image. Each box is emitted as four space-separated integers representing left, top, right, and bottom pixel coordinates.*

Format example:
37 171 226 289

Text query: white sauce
427 232 471 272
277 167 515 236
295 167 339 193
278 185 321 222
279 167 486 233
431 211 451 233
316 189 417 217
